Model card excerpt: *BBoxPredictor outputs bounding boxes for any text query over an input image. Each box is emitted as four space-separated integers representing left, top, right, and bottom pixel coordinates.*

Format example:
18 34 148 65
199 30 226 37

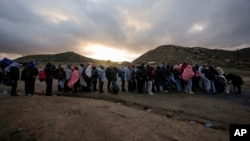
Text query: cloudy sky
1 0 250 61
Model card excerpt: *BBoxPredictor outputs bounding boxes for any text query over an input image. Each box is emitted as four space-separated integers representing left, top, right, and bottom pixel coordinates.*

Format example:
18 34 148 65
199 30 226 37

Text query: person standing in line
64 64 72 93
145 65 154 95
4 62 20 96
44 63 55 96
105 66 112 93
67 66 80 93
135 64 146 94
92 65 98 92
172 65 182 92
151 66 157 92
110 66 119 94
84 63 92 92
78 64 87 92
118 66 126 92
203 66 218 94
54 64 65 93
198 65 211 93
97 65 106 93
155 66 162 92
126 65 136 92
21 61 38 96
182 64 195 94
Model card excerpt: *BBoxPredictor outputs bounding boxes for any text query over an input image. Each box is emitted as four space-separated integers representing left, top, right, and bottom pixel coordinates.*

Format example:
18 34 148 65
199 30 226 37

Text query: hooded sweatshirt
182 65 195 81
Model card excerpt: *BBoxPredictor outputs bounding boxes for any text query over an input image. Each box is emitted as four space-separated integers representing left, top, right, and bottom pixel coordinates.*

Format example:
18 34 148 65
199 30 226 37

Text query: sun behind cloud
188 23 205 34
82 44 137 62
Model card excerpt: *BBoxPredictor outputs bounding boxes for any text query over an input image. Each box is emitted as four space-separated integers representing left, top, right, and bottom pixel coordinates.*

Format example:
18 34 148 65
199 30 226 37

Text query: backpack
21 66 38 80
38 70 46 81
54 68 65 80
44 65 56 79
3 67 19 86
135 69 144 79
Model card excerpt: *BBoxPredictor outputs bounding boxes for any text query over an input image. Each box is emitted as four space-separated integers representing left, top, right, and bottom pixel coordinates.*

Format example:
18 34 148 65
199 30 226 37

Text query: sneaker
189 92 194 94
164 90 169 93
149 93 154 95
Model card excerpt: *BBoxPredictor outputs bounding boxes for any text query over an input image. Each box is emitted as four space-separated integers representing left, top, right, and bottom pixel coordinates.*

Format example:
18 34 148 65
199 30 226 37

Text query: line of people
132 62 244 95
41 62 244 96
0 60 244 96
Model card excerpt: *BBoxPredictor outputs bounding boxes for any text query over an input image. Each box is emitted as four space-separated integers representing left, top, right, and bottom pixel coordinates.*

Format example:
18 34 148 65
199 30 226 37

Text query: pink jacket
67 69 80 88
182 65 195 81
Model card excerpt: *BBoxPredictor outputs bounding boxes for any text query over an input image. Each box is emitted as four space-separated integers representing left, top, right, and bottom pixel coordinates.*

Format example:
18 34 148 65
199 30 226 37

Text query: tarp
0 57 14 65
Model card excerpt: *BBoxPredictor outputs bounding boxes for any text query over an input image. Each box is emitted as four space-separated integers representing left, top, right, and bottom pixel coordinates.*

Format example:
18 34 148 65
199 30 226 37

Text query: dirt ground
0 75 250 141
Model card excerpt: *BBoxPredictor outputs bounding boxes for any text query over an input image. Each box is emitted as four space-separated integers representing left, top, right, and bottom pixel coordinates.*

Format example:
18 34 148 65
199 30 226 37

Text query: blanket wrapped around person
67 68 80 88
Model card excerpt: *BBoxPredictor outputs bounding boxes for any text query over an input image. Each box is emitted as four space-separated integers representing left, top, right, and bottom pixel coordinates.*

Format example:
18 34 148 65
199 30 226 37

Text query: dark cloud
0 0 250 61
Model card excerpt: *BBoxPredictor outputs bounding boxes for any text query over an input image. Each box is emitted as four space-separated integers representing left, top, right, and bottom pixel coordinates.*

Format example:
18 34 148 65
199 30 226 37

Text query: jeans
200 76 211 93
147 80 153 94
210 80 216 94
185 79 193 92
175 79 182 92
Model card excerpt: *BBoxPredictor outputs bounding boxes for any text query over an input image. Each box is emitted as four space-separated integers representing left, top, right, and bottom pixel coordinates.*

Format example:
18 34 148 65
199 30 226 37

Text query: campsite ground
0 68 250 141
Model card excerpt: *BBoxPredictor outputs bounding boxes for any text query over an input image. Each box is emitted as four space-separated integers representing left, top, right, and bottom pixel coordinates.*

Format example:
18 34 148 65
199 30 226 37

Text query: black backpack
4 67 19 86
54 68 65 80
21 66 38 80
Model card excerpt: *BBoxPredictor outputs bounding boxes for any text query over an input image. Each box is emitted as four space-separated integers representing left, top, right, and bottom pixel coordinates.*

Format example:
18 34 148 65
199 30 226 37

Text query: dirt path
0 80 250 141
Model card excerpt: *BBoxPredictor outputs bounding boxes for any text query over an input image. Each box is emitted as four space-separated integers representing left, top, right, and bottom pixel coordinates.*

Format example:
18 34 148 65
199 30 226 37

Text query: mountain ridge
13 45 250 68
14 51 116 65
133 45 250 68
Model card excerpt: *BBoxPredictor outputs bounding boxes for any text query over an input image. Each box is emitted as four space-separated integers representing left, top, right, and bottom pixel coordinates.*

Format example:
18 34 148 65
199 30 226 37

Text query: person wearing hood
126 65 136 92
64 64 72 93
67 66 80 93
21 61 38 96
44 63 55 96
105 66 113 92
54 64 65 92
198 65 211 94
92 65 98 92
78 64 87 92
135 64 146 94
118 66 126 91
4 62 20 96
182 64 195 94
84 63 93 92
172 65 182 92
98 65 106 93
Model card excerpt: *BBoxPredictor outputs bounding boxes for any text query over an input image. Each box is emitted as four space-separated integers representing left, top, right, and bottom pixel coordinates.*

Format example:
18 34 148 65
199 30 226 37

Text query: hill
133 45 250 68
14 52 118 65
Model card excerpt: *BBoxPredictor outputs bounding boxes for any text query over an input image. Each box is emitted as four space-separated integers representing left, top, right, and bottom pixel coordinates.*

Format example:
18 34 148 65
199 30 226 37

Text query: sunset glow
83 44 137 62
